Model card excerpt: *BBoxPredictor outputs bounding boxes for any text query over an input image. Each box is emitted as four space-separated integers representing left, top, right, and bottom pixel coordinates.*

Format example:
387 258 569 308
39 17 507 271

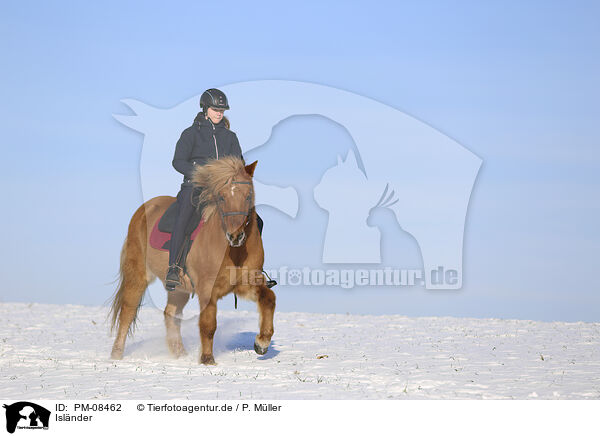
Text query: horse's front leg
199 298 217 365
254 284 276 355
164 290 190 358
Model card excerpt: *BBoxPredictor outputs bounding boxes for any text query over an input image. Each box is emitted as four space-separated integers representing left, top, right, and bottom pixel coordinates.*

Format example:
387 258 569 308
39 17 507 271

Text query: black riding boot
166 185 195 291
256 214 276 288
165 265 183 291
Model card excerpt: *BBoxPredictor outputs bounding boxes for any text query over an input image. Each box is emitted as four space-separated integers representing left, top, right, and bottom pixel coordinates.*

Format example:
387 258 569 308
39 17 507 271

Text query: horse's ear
245 160 258 177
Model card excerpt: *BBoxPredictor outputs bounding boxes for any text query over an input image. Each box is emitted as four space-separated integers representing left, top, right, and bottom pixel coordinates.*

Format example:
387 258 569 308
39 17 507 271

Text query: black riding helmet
200 88 230 111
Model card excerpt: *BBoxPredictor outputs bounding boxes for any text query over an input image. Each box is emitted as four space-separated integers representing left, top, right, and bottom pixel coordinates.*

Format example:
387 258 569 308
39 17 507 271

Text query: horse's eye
218 194 225 202
246 194 252 201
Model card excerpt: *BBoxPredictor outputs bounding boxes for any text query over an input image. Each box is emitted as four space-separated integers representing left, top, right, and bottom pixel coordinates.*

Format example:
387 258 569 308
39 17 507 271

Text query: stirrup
165 265 183 291
263 269 277 289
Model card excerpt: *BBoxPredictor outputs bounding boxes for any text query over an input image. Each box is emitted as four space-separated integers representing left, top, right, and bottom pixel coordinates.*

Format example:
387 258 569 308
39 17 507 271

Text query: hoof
200 354 216 365
110 348 123 360
170 347 188 359
254 341 268 355
167 340 187 358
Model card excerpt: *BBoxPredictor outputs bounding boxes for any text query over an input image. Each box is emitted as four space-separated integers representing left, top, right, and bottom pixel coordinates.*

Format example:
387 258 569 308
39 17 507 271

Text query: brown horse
109 156 275 365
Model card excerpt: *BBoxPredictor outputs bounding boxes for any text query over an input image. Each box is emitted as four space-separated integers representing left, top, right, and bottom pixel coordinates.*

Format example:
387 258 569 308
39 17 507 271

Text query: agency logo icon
114 80 481 303
3 402 50 433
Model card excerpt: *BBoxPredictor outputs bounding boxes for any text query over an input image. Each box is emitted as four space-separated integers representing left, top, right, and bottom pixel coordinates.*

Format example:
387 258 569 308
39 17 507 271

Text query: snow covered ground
0 302 598 400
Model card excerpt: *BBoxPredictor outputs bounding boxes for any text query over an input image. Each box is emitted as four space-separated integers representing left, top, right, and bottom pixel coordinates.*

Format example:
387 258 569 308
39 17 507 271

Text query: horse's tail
108 203 150 335
108 241 128 333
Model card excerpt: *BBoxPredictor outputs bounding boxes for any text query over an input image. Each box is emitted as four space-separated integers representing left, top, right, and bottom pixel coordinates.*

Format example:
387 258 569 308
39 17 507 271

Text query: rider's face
206 107 225 124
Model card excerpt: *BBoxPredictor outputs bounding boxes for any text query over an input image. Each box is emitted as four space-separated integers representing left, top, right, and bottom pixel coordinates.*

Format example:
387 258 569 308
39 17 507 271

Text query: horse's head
215 161 257 247
192 157 257 247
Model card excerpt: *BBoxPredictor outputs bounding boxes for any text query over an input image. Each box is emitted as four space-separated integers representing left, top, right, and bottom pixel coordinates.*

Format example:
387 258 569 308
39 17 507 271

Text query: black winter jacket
172 112 243 182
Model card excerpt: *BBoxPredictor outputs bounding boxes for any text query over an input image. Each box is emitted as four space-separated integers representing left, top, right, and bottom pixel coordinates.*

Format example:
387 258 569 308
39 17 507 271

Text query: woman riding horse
166 88 264 290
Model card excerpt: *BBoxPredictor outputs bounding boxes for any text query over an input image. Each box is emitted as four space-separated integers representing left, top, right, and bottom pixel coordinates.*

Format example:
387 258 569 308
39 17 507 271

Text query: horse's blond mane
191 156 248 221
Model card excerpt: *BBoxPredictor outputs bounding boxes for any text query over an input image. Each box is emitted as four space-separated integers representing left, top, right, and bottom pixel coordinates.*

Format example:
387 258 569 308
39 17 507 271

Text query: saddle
149 200 204 258
150 199 277 291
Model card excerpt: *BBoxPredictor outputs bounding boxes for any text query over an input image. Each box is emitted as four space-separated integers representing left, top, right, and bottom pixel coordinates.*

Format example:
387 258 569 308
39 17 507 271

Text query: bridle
215 179 253 246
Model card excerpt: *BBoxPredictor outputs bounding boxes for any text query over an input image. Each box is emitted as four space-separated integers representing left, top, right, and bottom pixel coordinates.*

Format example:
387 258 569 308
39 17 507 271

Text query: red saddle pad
149 213 204 252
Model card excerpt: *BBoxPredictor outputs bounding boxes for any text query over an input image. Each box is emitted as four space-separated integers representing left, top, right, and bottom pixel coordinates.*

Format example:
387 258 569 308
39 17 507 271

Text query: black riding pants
168 184 195 266
168 184 264 266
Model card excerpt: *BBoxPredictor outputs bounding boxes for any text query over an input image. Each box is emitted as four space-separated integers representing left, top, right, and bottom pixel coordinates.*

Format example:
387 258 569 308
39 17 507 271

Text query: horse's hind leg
254 284 276 355
164 291 190 358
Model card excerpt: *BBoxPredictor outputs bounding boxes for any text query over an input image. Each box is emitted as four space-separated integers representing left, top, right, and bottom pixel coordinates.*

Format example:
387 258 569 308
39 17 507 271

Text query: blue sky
0 1 598 322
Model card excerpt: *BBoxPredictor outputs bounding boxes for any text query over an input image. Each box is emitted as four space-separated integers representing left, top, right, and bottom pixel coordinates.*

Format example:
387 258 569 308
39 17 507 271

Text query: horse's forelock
191 157 248 220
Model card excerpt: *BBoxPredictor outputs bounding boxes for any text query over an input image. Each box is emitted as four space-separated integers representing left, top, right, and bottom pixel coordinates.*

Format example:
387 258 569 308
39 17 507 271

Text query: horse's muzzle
226 231 246 247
